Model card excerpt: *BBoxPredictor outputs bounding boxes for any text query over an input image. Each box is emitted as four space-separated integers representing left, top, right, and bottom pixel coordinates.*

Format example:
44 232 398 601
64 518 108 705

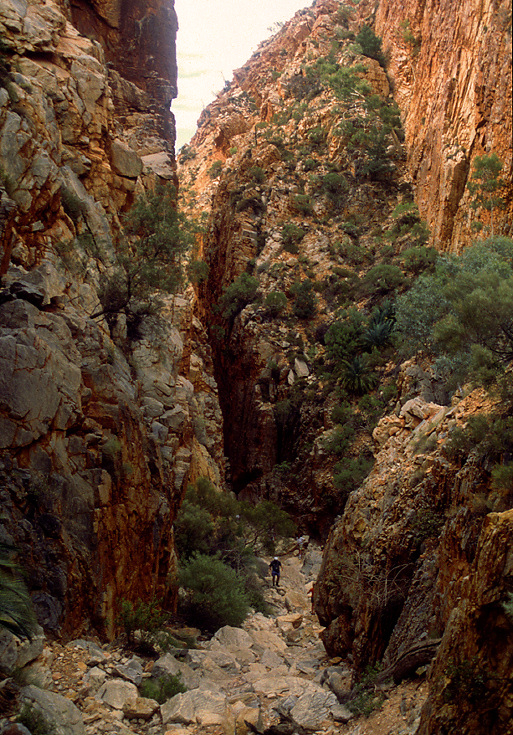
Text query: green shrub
410 509 445 543
361 300 396 349
334 239 371 266
219 272 259 319
325 309 366 363
207 160 223 178
174 502 215 559
326 64 371 101
178 145 197 163
346 664 385 716
396 237 513 382
491 463 513 491
188 259 209 284
117 598 166 650
361 320 394 350
401 246 437 275
95 183 195 326
61 187 87 222
322 424 356 456
399 19 421 55
264 291 288 318
175 477 295 572
388 202 430 246
236 194 266 214
355 25 386 68
467 153 508 236
286 74 322 100
502 592 513 623
321 172 349 202
282 223 306 252
335 5 355 24
291 194 313 215
179 553 250 632
291 279 317 319
139 673 186 703
357 128 396 183
442 658 488 703
248 166 266 184
341 355 378 394
308 126 326 148
361 263 406 296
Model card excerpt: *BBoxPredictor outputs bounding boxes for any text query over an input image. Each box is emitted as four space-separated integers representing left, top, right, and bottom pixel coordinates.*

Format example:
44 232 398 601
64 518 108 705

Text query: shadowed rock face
70 0 178 138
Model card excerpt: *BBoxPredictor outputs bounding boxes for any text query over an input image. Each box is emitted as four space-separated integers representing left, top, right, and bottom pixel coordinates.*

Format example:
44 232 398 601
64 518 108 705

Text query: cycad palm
0 541 37 639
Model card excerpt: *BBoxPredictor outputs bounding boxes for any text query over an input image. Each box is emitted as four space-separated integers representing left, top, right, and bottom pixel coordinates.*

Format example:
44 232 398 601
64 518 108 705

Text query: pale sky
173 0 311 148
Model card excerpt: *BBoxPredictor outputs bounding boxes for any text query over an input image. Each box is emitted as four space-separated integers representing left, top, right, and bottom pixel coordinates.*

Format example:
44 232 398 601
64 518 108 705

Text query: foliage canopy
395 237 513 387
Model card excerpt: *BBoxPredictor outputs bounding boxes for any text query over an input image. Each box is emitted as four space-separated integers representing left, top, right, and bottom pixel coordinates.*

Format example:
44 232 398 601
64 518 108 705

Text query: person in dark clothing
269 556 282 586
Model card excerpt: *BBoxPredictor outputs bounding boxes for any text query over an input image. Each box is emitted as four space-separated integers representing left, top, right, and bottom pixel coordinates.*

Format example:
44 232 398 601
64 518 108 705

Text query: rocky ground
0 546 427 735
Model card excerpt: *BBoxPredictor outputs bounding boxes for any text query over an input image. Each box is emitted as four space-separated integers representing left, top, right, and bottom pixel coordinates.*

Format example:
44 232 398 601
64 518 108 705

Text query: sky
173 0 311 149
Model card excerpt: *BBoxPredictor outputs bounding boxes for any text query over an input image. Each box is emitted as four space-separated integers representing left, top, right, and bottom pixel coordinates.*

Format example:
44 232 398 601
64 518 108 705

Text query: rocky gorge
0 0 512 734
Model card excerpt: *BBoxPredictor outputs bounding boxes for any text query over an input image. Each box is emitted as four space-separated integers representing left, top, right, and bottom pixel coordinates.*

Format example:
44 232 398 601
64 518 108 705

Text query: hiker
308 582 316 614
297 535 306 559
269 556 282 586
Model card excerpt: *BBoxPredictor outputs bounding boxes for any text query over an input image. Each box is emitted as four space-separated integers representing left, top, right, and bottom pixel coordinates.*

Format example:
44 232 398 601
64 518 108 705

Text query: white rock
96 678 138 709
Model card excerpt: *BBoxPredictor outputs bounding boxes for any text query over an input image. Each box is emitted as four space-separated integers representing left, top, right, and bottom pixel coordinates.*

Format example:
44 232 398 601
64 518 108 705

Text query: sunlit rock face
0 0 225 637
375 0 512 252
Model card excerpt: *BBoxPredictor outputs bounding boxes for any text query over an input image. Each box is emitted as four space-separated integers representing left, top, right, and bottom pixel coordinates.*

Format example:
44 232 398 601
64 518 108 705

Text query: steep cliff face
375 0 512 251
181 0 407 527
70 0 178 140
0 0 225 637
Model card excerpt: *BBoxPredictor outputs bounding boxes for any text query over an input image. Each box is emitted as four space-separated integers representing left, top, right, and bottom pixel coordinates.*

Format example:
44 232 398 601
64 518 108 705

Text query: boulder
284 589 308 612
0 626 44 673
115 657 143 686
210 626 254 650
82 666 106 690
96 678 139 709
288 689 339 729
110 139 143 178
161 689 230 726
152 653 200 690
21 685 85 735
249 630 287 653
122 696 159 720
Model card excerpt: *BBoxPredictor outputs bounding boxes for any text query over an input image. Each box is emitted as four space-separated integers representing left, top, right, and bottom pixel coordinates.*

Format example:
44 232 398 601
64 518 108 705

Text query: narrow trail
0 545 427 735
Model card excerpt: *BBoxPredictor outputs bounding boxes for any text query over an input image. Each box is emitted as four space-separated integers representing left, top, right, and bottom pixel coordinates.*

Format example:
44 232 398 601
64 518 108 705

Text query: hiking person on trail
269 556 282 586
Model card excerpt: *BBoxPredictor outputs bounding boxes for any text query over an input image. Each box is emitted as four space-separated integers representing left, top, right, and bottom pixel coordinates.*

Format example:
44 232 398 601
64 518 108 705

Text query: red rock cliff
375 0 512 251
0 0 224 639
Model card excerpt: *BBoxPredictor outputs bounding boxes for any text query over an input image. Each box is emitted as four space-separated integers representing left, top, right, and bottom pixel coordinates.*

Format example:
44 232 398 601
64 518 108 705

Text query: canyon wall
0 0 225 638
179 1 512 732
375 0 512 252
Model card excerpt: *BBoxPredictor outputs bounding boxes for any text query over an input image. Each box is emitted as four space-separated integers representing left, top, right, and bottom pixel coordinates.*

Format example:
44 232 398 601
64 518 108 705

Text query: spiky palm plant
0 541 37 640
341 356 378 395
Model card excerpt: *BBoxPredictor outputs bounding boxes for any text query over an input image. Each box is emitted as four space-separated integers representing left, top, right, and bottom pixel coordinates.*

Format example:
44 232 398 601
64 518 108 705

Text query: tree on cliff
95 183 195 331
467 153 508 236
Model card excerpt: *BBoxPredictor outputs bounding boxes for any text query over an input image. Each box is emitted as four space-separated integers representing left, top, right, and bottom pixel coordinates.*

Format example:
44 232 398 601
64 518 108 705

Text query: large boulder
161 689 231 726
21 685 85 735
